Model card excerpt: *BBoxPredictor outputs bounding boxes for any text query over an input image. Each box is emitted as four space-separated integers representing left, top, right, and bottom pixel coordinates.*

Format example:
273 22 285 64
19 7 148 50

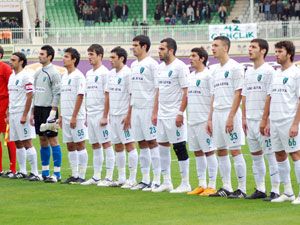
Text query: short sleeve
232 63 244 91
77 74 86 95
178 63 189 88
23 72 34 93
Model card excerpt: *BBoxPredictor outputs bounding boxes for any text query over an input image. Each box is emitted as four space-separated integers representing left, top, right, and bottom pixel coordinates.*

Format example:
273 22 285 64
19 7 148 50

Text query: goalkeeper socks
40 146 51 177
52 145 62 179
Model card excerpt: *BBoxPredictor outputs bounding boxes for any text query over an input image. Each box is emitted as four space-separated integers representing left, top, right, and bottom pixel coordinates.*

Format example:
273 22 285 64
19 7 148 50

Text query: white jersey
106 65 131 116
269 64 300 121
131 56 158 109
211 58 244 110
242 63 275 120
86 65 109 115
8 70 34 114
60 69 86 120
157 58 189 119
187 68 213 125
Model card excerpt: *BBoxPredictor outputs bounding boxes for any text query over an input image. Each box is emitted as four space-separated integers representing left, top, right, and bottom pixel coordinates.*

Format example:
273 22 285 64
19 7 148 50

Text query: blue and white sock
40 146 51 177
52 145 62 179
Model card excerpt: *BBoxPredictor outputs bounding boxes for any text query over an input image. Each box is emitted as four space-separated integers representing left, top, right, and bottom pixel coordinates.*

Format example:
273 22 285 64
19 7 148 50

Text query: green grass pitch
0 134 299 225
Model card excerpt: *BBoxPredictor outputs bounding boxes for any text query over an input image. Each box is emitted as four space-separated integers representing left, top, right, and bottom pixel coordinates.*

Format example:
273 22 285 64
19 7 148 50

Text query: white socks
17 147 26 174
252 154 266 193
218 155 232 192
128 149 138 183
26 147 38 176
278 158 293 196
207 154 218 189
105 146 115 180
140 148 151 184
178 158 190 185
233 154 247 193
159 145 172 185
68 151 78 178
195 156 207 188
265 153 280 194
116 151 126 183
78 149 88 179
93 148 103 180
150 146 161 185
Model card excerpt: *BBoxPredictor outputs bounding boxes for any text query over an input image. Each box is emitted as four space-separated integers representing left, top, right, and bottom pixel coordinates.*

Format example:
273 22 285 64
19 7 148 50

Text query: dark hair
41 45 55 62
213 36 231 52
64 47 80 67
111 46 128 64
12 52 27 68
87 44 104 57
191 47 208 66
0 45 3 59
251 38 269 58
275 40 295 62
160 38 177 55
132 35 151 52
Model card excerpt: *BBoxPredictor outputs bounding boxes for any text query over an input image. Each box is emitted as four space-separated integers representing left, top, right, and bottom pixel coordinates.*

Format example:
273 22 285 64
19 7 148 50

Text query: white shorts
110 114 134 144
87 113 111 144
270 118 300 153
188 122 215 152
246 119 272 154
132 108 156 142
9 112 36 141
212 109 244 150
157 118 187 144
62 118 87 143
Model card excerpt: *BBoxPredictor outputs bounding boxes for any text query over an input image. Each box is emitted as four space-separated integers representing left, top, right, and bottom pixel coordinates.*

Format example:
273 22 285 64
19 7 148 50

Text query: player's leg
7 140 16 175
122 141 138 189
290 150 300 205
148 139 161 189
23 138 40 181
39 135 51 179
114 143 126 186
102 141 115 183
62 141 79 184
48 136 62 182
76 140 88 183
11 140 27 179
200 150 218 196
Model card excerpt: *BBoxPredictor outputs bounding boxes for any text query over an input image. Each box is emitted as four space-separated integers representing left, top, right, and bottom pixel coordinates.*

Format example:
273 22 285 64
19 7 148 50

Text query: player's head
275 40 295 64
39 45 55 65
0 45 4 59
110 46 127 69
159 38 177 62
190 47 208 68
249 39 269 60
10 52 27 70
63 47 80 68
212 36 230 58
132 35 151 57
87 44 104 66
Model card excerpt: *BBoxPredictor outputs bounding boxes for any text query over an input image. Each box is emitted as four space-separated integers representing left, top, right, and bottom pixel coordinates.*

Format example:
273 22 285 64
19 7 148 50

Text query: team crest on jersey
118 78 122 84
95 76 99 82
196 79 201 87
68 79 71 85
224 71 229 78
168 70 173 77
140 67 145 74
257 74 262 82
15 80 19 85
283 77 288 84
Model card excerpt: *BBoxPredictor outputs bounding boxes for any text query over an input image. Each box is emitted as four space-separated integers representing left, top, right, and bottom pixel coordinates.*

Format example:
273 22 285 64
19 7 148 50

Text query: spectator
277 0 284 20
232 16 241 23
218 3 227 24
140 20 148 36
132 17 138 36
186 4 195 22
283 3 290 20
296 0 300 20
264 1 271 20
270 0 277 20
289 1 296 18
164 12 171 25
101 7 108 22
35 17 41 36
121 2 129 22
170 14 177 25
154 9 162 25
114 1 122 19
181 13 188 25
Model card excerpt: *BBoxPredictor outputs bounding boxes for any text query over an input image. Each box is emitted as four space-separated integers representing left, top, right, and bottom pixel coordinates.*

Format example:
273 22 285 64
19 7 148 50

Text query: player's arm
225 89 242 133
100 92 109 126
21 87 33 124
260 95 271 136
122 100 132 130
176 87 187 127
152 88 159 126
241 96 247 135
70 94 84 129
206 95 214 136
289 99 300 138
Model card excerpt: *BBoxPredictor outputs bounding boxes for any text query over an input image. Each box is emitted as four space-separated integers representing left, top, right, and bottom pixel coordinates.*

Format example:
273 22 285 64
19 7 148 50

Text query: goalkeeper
30 45 62 183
